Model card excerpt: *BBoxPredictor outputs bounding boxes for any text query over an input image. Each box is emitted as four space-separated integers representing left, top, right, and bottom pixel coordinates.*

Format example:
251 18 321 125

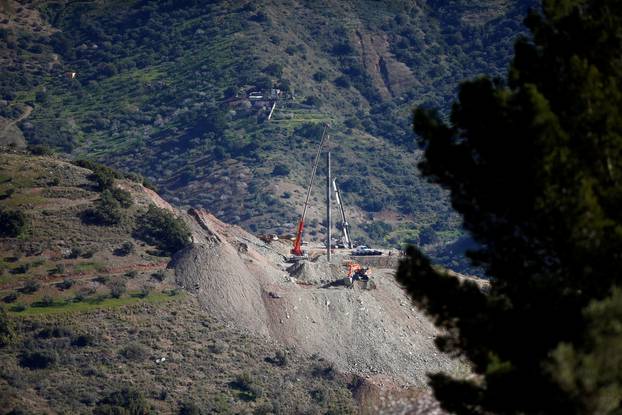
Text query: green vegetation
398 0 622 413
0 0 536 261
134 205 191 255
85 189 124 225
0 209 27 237
0 307 15 347
0 298 357 414
94 387 149 415
9 291 181 316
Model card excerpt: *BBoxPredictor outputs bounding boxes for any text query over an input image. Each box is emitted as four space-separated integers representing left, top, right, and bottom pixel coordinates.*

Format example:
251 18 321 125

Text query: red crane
291 124 329 258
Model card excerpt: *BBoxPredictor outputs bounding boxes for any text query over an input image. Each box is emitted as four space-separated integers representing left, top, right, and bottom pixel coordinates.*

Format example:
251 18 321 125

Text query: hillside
0 150 482 413
0 0 537 272
0 150 359 414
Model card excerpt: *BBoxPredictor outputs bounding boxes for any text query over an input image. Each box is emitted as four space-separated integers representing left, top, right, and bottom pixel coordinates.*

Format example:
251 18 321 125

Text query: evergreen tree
397 0 622 413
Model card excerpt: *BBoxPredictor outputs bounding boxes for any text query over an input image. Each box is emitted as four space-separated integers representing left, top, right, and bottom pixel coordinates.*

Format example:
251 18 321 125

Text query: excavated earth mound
286 259 343 285
174 209 465 386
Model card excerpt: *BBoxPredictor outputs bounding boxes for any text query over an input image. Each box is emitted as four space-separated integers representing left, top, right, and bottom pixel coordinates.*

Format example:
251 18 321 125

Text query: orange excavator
290 124 329 260
346 261 369 281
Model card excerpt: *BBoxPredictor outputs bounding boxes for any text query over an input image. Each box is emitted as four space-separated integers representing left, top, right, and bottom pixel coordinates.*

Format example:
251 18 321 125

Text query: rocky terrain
0 150 474 414
174 208 466 387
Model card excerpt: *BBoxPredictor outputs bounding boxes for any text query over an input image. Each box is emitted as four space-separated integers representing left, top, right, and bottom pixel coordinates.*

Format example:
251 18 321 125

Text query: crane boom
332 178 352 249
291 124 329 256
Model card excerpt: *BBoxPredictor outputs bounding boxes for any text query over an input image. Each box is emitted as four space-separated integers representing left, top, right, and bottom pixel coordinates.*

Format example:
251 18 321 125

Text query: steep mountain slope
173 208 466 386
0 150 358 414
0 0 537 271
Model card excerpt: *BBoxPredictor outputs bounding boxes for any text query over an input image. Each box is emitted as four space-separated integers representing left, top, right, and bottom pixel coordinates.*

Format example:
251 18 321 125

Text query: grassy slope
1 0 536 272
0 151 357 414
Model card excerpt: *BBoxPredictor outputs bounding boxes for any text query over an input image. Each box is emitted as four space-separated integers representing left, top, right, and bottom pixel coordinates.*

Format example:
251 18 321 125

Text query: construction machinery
345 260 370 288
332 179 353 249
290 124 329 260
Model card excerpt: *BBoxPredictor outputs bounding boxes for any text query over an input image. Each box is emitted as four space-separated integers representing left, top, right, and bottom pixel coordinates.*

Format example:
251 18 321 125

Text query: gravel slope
173 209 465 387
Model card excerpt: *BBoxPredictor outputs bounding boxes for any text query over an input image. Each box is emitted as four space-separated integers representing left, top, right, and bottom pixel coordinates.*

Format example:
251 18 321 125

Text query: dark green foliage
229 373 263 401
28 144 54 156
19 280 40 294
11 263 29 274
362 221 392 241
55 279 74 290
294 122 325 139
263 63 283 77
313 71 327 82
75 159 121 191
0 209 26 237
119 342 147 362
10 303 26 312
37 326 72 339
115 241 135 256
34 295 55 307
19 350 57 369
94 387 148 415
125 270 138 279
398 1 622 413
0 307 15 347
3 292 18 303
109 280 127 299
110 187 133 208
71 334 95 347
333 76 350 88
134 205 191 255
302 95 320 106
311 363 335 380
151 269 166 282
271 164 290 176
48 263 65 275
86 190 124 225
66 247 82 259
179 402 203 415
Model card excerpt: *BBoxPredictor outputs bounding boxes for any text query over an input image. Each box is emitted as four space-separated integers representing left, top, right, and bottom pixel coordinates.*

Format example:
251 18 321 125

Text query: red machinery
291 124 329 258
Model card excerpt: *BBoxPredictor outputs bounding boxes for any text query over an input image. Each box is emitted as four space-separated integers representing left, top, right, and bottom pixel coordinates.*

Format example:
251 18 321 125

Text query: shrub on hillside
263 63 283 77
119 342 148 361
28 144 54 156
134 205 191 255
0 209 27 237
179 402 203 415
271 164 290 176
115 241 135 256
110 187 133 208
294 122 325 139
334 76 351 88
266 350 288 367
19 280 40 294
2 292 18 303
19 350 57 369
0 307 15 347
84 190 124 225
313 71 327 82
71 334 95 347
94 387 148 415
229 373 263 401
151 269 166 282
109 280 127 299
74 159 121 191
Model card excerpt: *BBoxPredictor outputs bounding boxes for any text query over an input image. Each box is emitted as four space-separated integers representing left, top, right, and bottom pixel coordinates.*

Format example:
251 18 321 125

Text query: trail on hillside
0 105 31 148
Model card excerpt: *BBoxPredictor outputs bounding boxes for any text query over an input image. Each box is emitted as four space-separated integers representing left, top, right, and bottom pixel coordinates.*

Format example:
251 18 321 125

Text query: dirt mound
173 211 465 387
173 242 270 336
286 260 343 285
